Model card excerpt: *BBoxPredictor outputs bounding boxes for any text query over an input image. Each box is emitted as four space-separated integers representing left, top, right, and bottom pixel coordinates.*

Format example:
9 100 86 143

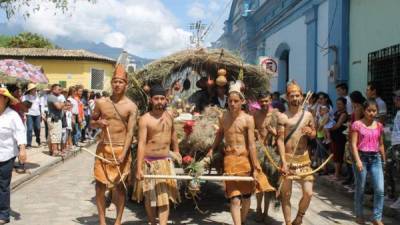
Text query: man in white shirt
366 81 387 124
336 83 353 115
22 83 42 148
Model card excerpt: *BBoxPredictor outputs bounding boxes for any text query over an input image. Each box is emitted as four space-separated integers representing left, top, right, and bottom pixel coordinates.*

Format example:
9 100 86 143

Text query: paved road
10 144 396 225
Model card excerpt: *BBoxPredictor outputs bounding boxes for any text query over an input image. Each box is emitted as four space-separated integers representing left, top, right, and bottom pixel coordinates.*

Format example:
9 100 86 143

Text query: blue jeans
26 115 41 146
353 152 384 221
0 157 15 222
73 120 81 146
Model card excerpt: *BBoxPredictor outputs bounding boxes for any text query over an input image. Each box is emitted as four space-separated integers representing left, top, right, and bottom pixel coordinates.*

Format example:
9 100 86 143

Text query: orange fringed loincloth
224 154 275 198
285 151 314 181
93 143 131 188
133 158 180 207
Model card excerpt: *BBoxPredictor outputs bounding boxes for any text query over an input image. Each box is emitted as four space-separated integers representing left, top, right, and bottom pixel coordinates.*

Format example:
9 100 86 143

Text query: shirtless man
90 64 138 225
276 81 316 225
208 81 274 225
253 90 281 223
135 84 181 225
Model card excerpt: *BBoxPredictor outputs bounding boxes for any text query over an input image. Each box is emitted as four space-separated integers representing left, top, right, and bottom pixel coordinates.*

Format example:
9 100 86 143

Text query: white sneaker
390 198 400 209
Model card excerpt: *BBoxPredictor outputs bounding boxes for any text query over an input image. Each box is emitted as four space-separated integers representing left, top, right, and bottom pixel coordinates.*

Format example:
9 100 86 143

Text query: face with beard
287 91 302 107
150 95 167 111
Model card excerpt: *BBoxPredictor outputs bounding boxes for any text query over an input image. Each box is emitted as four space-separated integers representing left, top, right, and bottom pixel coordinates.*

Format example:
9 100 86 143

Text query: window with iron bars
368 44 400 119
91 68 105 91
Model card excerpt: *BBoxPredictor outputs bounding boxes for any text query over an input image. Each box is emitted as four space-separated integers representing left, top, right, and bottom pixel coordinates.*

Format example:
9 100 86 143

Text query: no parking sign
259 56 278 76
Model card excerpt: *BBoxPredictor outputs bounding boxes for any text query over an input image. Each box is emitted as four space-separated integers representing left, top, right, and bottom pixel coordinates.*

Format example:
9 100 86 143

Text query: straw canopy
128 48 272 111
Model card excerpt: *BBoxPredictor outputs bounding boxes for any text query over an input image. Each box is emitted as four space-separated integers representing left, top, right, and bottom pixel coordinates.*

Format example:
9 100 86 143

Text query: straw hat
0 87 19 105
26 83 37 92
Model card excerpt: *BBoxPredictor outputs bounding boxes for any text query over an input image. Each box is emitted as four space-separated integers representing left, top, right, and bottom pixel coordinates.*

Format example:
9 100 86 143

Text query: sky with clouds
0 0 232 58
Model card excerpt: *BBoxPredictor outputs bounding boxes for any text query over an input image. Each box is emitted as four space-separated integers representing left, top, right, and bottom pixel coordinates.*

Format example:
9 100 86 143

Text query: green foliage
0 35 12 47
0 0 95 19
7 32 55 48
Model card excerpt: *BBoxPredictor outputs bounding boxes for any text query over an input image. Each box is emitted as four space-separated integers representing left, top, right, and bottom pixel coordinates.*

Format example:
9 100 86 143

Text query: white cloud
187 2 206 20
7 0 191 58
104 32 127 48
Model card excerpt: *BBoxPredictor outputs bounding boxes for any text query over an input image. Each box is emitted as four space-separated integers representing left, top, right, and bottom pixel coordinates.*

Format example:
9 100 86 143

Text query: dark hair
95 92 101 99
65 100 71 104
350 91 366 104
318 92 333 107
7 84 21 94
272 91 280 99
82 89 89 100
336 97 347 105
102 91 110 97
310 93 318 102
367 81 381 96
67 86 75 97
336 83 348 93
51 84 60 90
257 90 271 99
362 99 378 111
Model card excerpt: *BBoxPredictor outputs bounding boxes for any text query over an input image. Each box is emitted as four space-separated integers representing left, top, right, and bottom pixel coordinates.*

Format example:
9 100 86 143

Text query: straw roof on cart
128 48 272 110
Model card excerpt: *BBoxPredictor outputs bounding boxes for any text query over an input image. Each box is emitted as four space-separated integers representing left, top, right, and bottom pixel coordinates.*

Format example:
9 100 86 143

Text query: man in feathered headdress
276 80 316 225
90 52 138 225
208 81 274 225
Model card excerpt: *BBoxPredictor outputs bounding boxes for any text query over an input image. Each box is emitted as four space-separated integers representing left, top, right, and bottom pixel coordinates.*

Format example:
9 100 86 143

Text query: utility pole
189 20 207 48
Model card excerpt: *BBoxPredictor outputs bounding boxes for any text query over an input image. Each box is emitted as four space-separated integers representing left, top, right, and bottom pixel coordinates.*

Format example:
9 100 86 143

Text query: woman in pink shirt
351 100 385 225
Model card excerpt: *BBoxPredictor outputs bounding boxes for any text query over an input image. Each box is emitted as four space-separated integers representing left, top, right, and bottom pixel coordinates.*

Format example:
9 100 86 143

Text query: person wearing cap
0 87 27 224
207 81 274 225
90 63 138 225
253 90 281 223
22 83 42 148
389 90 400 209
134 84 181 225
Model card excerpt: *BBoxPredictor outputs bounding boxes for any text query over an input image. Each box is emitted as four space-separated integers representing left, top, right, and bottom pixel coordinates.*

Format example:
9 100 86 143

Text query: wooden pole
143 175 254 181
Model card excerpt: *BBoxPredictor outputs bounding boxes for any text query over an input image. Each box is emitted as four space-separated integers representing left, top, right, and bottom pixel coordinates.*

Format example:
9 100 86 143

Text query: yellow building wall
25 59 114 90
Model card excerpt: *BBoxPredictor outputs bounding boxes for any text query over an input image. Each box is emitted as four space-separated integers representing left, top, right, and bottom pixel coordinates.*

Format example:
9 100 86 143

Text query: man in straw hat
276 80 316 225
90 63 138 225
207 81 274 225
134 84 181 225
0 86 27 224
22 83 42 148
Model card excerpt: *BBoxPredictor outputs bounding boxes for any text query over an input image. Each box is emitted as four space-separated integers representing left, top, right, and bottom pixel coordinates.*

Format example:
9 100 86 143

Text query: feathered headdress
112 51 128 82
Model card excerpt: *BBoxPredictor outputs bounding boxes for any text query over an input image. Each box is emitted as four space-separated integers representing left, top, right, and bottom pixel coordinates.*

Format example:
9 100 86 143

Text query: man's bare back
140 111 174 158
92 96 137 146
279 110 314 155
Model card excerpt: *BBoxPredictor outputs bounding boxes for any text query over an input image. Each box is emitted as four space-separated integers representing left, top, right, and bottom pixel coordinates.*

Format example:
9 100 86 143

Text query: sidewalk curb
11 141 96 191
316 176 400 220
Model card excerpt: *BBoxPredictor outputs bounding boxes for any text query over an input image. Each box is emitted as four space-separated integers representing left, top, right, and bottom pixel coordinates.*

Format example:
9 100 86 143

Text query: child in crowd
317 105 335 144
61 100 74 153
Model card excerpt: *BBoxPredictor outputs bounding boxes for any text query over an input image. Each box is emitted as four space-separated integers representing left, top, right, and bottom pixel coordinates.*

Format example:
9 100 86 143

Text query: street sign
259 56 278 76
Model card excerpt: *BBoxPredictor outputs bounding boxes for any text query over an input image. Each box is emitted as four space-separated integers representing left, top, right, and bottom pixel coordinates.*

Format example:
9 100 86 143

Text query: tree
0 0 95 19
0 35 12 47
7 32 56 48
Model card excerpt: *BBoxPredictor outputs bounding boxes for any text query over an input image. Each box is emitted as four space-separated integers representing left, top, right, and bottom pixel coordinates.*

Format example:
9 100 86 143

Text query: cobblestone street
10 144 396 225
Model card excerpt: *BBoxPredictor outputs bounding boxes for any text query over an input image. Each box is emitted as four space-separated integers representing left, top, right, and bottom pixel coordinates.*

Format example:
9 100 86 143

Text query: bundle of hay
179 106 222 156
